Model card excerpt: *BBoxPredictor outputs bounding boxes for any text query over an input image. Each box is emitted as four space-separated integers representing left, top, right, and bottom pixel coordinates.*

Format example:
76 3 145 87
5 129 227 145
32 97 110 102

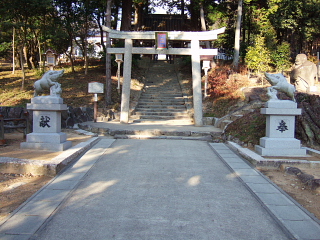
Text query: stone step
145 85 181 88
138 98 185 103
139 115 190 120
109 128 222 141
135 108 187 112
144 89 181 93
136 105 187 109
137 101 185 106
145 85 180 87
134 61 191 123
218 120 233 130
134 112 189 117
230 114 243 121
139 97 184 101
140 93 184 97
114 134 213 141
140 94 183 98
132 119 194 124
138 98 185 102
240 109 255 115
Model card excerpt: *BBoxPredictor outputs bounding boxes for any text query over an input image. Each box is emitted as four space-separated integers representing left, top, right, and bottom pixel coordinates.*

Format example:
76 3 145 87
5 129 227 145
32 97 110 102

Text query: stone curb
0 139 115 239
210 143 320 240
78 123 222 140
114 134 213 141
227 141 320 167
0 137 100 177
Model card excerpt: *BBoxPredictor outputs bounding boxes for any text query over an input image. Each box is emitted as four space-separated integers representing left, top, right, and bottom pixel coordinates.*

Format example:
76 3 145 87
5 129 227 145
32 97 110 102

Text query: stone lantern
201 55 213 98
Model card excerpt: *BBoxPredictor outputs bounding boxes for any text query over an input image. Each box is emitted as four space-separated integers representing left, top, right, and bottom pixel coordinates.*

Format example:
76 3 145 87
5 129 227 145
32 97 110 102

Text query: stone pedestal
21 96 72 151
255 100 306 156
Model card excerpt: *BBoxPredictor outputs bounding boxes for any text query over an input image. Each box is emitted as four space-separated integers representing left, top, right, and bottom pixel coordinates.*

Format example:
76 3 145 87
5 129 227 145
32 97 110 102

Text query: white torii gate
102 26 225 126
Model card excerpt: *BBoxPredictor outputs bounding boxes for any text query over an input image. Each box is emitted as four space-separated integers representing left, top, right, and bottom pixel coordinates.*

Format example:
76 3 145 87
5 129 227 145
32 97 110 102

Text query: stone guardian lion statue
265 72 296 102
34 70 64 97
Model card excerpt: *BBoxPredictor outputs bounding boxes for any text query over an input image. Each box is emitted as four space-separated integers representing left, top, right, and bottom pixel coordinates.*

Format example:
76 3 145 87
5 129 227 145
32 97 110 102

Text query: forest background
1 0 320 107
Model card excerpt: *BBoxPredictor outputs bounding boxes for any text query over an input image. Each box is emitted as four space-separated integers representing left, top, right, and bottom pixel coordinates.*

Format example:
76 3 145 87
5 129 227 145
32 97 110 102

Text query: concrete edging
0 137 100 176
227 141 320 167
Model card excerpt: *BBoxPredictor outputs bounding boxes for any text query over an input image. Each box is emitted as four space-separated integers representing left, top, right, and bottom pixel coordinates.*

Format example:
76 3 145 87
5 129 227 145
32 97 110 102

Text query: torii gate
102 26 225 126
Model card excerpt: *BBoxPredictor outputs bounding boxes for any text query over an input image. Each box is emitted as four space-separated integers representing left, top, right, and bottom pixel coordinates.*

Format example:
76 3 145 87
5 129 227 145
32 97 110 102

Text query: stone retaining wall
0 106 96 130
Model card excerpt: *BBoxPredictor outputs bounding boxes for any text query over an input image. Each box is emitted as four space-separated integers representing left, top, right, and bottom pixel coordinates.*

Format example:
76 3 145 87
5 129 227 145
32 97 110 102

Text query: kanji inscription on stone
39 116 51 128
276 120 288 133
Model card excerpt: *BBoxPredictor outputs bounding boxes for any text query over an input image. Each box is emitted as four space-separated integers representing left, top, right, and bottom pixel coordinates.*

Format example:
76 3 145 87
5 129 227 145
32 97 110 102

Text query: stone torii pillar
191 39 202 126
120 39 133 123
103 26 225 126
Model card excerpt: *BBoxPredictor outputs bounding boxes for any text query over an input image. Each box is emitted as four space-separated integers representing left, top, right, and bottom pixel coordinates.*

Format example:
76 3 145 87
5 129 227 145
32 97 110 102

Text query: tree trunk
23 45 32 70
189 0 200 31
98 23 106 54
200 3 206 31
12 28 16 74
20 45 26 90
181 0 185 27
67 39 75 73
121 0 132 31
200 2 210 48
134 2 144 30
105 0 112 105
232 0 243 72
84 43 88 75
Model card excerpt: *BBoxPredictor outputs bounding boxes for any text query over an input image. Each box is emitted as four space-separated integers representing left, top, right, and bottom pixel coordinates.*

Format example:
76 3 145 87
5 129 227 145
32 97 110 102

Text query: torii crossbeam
103 26 225 126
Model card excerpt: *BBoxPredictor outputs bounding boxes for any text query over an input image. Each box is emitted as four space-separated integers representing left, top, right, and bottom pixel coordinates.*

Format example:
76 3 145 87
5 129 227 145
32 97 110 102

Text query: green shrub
245 36 272 73
271 41 291 71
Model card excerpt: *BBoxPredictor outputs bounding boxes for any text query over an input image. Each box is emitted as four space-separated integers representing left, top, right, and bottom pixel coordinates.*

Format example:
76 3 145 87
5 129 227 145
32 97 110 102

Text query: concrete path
1 138 320 239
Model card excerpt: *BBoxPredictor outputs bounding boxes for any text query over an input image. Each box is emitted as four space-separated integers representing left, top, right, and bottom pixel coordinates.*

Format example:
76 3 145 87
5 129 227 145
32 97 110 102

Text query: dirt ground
0 131 320 224
0 129 92 222
258 165 320 220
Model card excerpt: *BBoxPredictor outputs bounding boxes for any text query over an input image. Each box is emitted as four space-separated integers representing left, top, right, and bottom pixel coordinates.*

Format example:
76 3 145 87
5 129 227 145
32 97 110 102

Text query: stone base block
259 137 301 149
255 145 306 156
255 137 306 156
21 141 72 151
21 132 72 151
25 132 67 143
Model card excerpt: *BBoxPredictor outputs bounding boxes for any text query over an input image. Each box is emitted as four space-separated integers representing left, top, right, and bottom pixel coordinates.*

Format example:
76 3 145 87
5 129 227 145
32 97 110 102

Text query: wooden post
0 114 5 144
94 94 98 122
23 111 30 138
317 52 319 82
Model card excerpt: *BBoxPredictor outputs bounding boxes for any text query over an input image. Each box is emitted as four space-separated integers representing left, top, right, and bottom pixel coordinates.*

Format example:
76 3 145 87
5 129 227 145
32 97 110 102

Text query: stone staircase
132 61 193 124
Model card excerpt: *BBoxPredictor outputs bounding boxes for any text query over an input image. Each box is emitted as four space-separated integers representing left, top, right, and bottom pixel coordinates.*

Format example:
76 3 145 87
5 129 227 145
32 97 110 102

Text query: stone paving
0 136 319 239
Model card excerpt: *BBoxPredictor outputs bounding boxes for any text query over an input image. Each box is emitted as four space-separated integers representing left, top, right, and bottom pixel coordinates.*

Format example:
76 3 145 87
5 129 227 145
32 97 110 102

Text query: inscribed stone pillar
120 39 133 123
21 96 72 151
191 39 203 126
255 100 306 156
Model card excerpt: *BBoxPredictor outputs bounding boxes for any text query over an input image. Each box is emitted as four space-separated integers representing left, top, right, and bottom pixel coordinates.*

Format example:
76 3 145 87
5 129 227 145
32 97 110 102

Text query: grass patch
0 64 122 108
225 109 266 145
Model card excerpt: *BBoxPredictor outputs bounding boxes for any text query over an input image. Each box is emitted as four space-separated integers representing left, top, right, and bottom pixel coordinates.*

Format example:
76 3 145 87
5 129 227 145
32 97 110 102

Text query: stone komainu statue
265 72 296 102
34 70 64 97
290 54 317 93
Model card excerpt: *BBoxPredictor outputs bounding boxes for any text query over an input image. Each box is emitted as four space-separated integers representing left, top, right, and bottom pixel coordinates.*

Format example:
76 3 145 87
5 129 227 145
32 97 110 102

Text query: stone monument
255 73 306 156
290 53 318 93
21 70 72 151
